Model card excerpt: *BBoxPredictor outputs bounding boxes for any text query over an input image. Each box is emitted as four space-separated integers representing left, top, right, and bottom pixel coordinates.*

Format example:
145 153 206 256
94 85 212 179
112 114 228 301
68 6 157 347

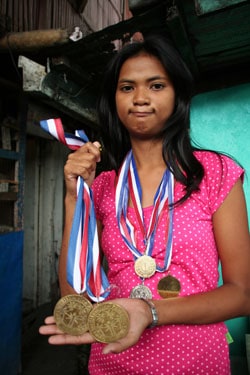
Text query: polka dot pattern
88 151 243 374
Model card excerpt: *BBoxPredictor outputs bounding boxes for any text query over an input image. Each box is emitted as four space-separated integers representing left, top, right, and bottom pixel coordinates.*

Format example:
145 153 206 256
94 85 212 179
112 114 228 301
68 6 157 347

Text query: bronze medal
88 302 129 343
157 275 181 298
134 255 156 278
130 284 152 299
53 294 93 335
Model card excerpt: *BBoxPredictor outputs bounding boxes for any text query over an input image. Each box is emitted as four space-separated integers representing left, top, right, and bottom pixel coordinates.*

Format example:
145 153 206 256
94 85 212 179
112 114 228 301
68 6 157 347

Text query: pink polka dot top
88 151 243 375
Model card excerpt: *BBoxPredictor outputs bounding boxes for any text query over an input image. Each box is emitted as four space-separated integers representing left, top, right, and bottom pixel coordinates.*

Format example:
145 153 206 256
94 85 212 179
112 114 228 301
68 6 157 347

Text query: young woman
40 35 250 374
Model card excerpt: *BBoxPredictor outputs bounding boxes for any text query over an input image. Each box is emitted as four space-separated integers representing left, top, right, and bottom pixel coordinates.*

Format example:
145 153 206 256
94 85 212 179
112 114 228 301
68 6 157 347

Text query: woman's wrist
140 298 158 328
65 191 77 205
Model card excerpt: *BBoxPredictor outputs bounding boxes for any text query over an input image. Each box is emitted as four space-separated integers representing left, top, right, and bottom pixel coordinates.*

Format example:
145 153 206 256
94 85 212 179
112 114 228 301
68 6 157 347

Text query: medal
130 284 152 299
53 294 93 335
115 151 174 279
88 302 129 343
134 255 156 278
157 275 181 298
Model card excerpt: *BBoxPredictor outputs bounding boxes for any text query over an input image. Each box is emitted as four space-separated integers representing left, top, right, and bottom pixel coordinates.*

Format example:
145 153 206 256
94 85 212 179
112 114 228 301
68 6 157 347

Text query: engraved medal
88 302 129 343
53 294 93 335
134 255 156 278
130 284 152 299
157 275 181 298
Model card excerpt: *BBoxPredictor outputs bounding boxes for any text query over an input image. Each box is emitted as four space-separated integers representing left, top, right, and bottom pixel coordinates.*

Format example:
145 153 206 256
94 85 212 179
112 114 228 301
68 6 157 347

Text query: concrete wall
190 82 250 356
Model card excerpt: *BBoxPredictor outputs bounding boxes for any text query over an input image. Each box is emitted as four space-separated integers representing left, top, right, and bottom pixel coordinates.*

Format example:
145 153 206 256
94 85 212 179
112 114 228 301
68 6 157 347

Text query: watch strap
140 298 158 328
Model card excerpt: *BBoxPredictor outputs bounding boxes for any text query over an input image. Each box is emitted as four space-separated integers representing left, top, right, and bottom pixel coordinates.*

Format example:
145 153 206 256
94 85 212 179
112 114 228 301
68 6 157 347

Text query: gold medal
88 302 129 343
134 255 156 278
157 275 181 298
53 294 93 335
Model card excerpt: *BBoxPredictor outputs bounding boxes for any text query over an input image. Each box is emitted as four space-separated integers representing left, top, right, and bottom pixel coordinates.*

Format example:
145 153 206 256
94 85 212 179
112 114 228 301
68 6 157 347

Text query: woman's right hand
64 141 101 198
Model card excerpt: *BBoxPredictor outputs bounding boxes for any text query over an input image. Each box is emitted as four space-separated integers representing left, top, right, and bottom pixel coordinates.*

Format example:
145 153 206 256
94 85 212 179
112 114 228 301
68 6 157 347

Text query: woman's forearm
154 282 250 326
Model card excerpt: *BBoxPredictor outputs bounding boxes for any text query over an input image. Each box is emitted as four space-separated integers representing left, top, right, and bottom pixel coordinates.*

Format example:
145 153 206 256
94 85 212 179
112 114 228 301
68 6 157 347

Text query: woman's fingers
39 324 63 336
64 141 102 188
44 315 56 324
39 317 96 346
48 331 95 346
102 332 140 354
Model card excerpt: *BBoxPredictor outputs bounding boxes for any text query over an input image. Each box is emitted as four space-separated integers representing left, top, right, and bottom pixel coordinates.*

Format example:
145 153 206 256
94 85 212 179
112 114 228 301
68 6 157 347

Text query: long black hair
97 34 204 204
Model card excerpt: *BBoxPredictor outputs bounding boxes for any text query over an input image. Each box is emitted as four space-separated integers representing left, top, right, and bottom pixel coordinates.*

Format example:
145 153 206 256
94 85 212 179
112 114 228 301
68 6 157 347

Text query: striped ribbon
115 150 174 272
40 118 109 302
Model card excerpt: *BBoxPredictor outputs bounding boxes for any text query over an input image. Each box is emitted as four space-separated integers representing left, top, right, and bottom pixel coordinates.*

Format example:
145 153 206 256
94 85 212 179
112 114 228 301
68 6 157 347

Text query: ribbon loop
115 151 174 273
40 118 109 302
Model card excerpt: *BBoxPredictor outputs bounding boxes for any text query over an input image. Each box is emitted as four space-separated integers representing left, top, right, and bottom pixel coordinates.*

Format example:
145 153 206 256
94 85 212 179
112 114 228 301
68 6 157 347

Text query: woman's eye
120 85 133 92
151 83 165 90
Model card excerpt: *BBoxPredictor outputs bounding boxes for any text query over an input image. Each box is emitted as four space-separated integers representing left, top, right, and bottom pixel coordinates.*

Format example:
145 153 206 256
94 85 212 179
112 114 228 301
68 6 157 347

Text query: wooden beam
0 29 69 51
167 1 200 77
129 0 165 15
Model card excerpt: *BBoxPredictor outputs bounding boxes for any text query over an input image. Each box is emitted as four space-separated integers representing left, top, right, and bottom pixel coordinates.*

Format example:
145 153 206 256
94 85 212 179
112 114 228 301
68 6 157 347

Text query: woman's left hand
101 298 152 354
39 298 152 354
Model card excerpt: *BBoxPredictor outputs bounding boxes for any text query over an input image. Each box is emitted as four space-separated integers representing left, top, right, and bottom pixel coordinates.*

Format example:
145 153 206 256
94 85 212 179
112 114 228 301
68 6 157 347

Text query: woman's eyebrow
118 75 168 83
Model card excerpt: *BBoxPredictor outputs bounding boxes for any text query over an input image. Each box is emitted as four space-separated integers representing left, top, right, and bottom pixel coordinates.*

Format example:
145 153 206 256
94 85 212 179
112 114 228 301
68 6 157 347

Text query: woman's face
115 52 176 140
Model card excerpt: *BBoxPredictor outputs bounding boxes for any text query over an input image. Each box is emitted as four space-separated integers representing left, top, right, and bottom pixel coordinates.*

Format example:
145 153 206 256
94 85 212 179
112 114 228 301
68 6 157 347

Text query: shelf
0 192 18 201
0 92 26 230
0 179 18 184
0 149 19 160
0 225 14 234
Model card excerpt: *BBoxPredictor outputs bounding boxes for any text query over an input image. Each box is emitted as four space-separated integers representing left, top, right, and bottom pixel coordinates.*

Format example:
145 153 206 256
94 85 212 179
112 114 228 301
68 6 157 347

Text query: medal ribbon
40 118 109 302
115 150 174 272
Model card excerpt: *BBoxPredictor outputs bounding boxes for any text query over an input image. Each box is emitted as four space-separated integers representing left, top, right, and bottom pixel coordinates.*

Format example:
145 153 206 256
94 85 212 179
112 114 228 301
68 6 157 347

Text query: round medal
88 302 129 343
134 255 156 278
130 284 152 299
157 275 181 298
53 294 93 335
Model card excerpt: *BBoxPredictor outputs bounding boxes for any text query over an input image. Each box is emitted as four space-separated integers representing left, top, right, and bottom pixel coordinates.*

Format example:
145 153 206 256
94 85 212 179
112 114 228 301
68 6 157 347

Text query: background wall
190 82 250 356
0 231 23 375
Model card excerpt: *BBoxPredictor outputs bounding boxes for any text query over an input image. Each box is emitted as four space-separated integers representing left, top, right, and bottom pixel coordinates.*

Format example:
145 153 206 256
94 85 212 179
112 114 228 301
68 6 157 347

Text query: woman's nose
133 87 150 105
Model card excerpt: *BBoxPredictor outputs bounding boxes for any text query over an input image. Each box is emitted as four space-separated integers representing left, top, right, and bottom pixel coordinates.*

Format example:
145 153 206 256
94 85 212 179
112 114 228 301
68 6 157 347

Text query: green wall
190 82 250 356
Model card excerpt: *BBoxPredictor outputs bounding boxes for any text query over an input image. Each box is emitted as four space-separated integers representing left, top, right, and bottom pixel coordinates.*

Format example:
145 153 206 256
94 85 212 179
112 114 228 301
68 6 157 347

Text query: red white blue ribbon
40 118 109 302
115 150 174 272
40 118 88 149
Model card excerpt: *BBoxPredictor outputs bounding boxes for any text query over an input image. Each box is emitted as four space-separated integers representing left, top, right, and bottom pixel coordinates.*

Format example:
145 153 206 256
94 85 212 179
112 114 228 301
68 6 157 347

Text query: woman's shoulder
92 169 116 193
95 169 116 181
192 150 244 212
195 150 244 192
92 170 116 219
194 149 243 176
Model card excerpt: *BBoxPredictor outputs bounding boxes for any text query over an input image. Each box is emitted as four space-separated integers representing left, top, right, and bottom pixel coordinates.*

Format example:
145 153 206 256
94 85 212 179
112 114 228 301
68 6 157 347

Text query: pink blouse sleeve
198 151 244 214
91 171 115 221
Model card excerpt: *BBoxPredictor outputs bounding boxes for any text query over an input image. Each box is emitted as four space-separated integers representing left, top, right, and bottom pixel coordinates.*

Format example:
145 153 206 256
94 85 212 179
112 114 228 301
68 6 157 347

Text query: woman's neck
130 139 166 171
129 140 168 208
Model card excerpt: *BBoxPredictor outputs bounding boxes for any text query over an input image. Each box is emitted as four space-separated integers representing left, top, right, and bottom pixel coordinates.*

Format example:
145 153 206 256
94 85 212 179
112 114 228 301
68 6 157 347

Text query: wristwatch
140 298 158 328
